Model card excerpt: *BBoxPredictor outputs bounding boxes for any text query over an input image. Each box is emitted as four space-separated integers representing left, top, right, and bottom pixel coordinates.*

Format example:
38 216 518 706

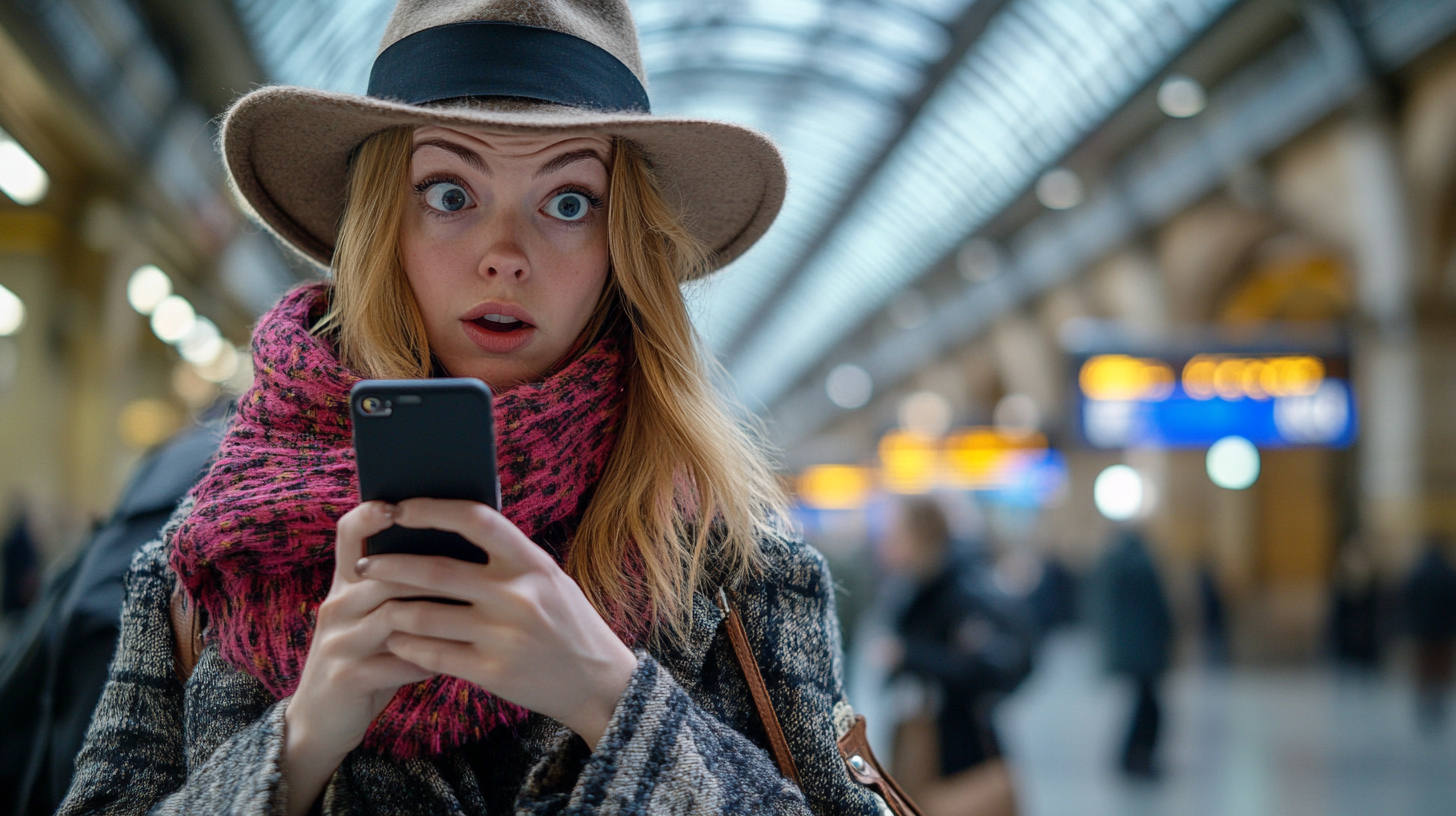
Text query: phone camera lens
361 397 383 415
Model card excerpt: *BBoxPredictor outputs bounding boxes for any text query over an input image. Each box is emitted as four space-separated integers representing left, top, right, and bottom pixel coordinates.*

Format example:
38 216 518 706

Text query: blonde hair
317 127 788 640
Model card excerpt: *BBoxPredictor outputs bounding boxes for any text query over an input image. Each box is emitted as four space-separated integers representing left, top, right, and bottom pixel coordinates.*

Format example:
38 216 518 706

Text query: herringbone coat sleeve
57 538 291 816
514 537 886 816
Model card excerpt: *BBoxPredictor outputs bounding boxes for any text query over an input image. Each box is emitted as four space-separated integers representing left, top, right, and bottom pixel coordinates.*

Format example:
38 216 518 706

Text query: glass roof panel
729 0 1236 406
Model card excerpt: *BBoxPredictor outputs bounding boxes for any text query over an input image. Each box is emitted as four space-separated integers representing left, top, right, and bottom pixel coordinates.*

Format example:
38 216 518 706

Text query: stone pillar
1344 110 1422 572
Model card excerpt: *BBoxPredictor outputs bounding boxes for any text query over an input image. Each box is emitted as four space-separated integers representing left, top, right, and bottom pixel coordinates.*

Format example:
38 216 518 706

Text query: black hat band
368 21 651 113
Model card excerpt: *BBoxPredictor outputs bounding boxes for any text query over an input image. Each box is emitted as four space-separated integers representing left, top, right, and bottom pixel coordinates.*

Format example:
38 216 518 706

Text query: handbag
891 713 1017 816
716 588 923 816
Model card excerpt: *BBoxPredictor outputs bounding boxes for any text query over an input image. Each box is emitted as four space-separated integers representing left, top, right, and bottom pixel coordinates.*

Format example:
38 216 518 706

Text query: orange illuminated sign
1181 355 1324 401
878 428 1048 494
943 428 1048 490
797 465 875 510
878 431 940 494
1079 355 1176 402
1080 353 1327 402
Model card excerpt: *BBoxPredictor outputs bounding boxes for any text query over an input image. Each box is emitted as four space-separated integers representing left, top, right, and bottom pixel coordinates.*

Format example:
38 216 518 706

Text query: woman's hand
281 501 439 816
357 497 639 749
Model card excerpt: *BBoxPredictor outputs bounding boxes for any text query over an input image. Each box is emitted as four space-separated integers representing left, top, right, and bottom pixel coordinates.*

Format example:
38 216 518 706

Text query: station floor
997 631 1456 816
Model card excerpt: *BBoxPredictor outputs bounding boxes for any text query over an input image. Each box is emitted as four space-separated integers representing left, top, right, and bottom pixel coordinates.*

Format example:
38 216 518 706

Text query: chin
446 358 540 390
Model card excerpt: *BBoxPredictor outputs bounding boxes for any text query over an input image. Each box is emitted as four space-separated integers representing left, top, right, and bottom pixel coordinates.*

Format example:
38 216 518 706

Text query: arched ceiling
233 0 1236 410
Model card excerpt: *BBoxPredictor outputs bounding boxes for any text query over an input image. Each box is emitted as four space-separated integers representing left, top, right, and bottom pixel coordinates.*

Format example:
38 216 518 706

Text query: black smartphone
351 378 500 564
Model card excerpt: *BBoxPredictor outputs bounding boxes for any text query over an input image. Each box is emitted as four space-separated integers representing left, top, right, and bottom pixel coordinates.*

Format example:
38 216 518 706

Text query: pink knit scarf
170 283 637 758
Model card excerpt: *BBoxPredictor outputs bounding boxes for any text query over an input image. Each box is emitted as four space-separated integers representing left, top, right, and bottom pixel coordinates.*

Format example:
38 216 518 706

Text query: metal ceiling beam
717 0 1016 361
766 0 1456 450
647 63 904 106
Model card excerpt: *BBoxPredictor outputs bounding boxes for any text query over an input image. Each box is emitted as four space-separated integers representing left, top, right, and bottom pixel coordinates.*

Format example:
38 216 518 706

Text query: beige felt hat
221 0 787 279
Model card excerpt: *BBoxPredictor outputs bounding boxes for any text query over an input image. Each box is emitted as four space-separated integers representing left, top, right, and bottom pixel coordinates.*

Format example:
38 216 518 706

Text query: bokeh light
1094 464 1144 521
0 284 25 336
177 317 223 365
126 265 173 315
1036 168 1083 210
149 295 196 344
1207 435 1260 489
899 390 953 437
826 363 873 409
1158 74 1208 118
0 127 49 205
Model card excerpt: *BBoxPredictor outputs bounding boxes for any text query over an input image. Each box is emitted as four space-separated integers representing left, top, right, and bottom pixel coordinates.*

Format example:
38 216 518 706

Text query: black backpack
0 418 223 816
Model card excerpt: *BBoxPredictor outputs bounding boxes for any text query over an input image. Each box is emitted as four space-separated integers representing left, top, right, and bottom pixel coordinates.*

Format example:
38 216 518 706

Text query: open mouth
471 314 533 333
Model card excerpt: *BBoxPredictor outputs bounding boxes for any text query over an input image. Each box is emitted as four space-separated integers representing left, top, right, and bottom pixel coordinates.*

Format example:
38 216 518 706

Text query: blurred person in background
0 416 224 816
1196 559 1228 666
1027 552 1078 637
1090 529 1172 779
1330 537 1383 672
1403 536 1456 732
2 499 40 617
879 495 1032 816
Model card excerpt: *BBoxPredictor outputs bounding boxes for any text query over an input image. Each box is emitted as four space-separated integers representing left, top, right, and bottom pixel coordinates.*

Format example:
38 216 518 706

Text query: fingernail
380 503 397 519
355 557 370 575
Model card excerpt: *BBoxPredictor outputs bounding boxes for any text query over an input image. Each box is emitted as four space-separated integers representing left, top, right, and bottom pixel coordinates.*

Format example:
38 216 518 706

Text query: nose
475 207 530 281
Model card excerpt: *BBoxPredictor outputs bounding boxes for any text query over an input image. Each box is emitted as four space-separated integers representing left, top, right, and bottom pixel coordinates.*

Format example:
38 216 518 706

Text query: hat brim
221 86 787 279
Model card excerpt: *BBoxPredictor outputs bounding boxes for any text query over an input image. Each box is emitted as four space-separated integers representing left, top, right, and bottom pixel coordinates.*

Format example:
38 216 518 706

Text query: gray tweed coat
57 519 890 815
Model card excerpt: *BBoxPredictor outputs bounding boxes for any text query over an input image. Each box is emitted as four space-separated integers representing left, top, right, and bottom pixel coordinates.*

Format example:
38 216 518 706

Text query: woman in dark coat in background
880 496 1032 816
1404 538 1456 731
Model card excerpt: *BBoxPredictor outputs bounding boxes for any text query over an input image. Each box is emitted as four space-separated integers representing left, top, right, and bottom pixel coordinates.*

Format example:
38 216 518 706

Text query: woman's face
399 126 613 389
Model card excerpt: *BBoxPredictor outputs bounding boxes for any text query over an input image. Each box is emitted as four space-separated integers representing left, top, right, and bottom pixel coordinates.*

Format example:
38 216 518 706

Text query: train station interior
2 0 1456 814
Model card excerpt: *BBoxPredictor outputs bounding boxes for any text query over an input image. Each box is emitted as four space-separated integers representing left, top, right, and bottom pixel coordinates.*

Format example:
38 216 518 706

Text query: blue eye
424 182 471 212
545 192 590 221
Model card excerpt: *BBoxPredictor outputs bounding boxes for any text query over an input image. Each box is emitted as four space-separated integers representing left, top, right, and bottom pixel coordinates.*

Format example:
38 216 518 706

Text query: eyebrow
534 149 608 179
412 139 490 175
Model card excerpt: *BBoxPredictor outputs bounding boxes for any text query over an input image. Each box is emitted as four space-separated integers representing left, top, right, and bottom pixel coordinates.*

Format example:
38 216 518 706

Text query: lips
460 302 537 353
472 314 530 333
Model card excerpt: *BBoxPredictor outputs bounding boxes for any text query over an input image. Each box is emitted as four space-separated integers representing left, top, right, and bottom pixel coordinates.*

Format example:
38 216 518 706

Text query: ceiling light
826 364 872 409
127 265 173 315
194 343 240 384
150 295 196 343
0 128 49 206
899 390 952 438
178 316 223 364
1035 168 1083 210
1158 74 1207 118
0 284 25 336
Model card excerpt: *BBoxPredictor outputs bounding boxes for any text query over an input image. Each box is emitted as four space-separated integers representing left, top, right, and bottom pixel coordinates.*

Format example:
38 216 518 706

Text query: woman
877 497 1027 816
59 1 888 814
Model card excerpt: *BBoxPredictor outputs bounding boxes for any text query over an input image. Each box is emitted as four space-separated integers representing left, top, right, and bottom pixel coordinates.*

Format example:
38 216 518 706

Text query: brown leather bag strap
170 577 205 683
717 587 801 784
717 587 924 815
837 715 924 816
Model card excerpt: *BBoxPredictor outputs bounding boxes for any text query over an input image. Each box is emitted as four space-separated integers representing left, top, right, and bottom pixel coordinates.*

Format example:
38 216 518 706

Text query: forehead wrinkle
533 149 608 180
412 139 491 176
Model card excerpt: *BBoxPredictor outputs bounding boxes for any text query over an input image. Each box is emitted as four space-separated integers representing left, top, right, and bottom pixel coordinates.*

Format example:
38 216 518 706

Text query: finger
323 575 445 622
373 597 491 644
339 652 438 692
335 502 398 582
315 596 469 669
392 498 549 575
357 553 490 606
385 632 492 684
